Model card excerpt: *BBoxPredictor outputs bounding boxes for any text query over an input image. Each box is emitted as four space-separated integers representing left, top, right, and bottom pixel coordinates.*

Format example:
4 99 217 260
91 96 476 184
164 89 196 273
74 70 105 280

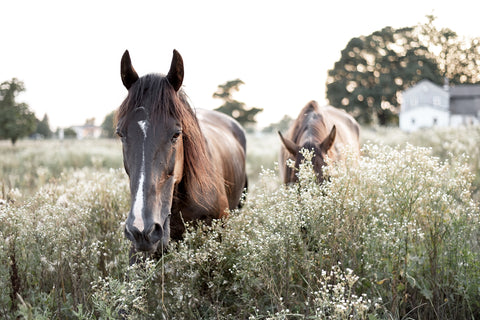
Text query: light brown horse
116 50 247 257
278 100 360 184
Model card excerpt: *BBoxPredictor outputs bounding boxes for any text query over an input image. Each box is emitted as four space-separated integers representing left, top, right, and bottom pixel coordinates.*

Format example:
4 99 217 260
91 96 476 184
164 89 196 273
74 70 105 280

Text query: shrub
0 168 130 319
321 144 480 318
93 144 478 319
362 125 480 201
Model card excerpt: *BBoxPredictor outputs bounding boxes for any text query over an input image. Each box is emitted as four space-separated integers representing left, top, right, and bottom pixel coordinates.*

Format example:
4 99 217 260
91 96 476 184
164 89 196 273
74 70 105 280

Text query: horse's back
196 109 247 210
197 109 246 151
322 105 360 156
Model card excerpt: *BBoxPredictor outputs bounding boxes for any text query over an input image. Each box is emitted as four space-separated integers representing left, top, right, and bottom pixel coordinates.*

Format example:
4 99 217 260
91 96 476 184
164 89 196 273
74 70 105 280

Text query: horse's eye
116 129 124 138
171 130 181 143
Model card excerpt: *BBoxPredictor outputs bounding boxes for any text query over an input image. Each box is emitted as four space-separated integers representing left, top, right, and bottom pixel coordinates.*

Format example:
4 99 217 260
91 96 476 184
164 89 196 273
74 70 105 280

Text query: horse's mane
115 74 220 207
289 100 329 145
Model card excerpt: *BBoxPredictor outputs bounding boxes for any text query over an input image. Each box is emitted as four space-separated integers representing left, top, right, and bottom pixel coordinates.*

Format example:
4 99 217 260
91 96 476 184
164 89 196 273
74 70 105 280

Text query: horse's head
278 125 336 183
116 50 185 254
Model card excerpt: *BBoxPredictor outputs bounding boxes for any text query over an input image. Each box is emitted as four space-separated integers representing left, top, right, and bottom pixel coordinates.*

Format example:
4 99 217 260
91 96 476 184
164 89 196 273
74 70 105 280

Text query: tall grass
0 168 131 318
0 126 479 319
0 139 123 200
362 125 480 201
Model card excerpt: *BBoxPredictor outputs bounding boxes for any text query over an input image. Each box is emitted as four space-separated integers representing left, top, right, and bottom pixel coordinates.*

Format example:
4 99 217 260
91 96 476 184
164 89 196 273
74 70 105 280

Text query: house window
411 118 415 125
433 118 438 125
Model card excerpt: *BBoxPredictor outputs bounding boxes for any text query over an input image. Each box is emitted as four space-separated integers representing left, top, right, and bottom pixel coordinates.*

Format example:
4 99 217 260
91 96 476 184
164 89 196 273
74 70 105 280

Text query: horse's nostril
124 224 135 241
150 223 164 243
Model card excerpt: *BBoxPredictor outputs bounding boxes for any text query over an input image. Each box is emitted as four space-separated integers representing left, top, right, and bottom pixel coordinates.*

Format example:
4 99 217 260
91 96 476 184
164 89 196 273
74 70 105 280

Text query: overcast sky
2 0 479 129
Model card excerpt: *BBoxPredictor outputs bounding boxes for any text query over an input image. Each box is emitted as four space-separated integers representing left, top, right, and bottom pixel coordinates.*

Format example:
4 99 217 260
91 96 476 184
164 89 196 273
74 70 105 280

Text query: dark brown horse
278 100 360 184
116 50 247 256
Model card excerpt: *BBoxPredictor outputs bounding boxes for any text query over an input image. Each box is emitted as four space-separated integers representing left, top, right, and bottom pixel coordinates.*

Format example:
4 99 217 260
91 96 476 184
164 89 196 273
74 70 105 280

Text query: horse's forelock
116 75 182 131
290 102 329 145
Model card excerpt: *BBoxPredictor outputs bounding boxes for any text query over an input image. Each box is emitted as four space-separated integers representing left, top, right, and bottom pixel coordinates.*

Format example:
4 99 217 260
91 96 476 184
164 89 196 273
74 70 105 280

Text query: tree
0 78 37 145
327 18 480 126
326 26 442 125
101 111 116 138
84 118 95 126
63 127 77 139
419 15 480 84
35 114 53 138
213 79 263 127
262 115 293 133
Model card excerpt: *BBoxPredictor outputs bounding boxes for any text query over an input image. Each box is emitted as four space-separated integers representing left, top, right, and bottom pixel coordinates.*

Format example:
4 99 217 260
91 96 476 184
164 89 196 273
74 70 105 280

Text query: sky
2 0 480 129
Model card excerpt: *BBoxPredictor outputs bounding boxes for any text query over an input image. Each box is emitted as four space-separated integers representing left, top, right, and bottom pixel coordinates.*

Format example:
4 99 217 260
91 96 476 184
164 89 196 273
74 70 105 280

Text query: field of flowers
0 125 479 319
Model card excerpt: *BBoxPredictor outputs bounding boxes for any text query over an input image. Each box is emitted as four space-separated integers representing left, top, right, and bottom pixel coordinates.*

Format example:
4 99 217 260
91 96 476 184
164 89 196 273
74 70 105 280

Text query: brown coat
279 101 360 184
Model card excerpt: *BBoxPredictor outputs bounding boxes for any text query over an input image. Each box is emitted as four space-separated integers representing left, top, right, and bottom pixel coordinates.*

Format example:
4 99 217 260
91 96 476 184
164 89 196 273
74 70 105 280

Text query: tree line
2 15 479 144
0 76 263 144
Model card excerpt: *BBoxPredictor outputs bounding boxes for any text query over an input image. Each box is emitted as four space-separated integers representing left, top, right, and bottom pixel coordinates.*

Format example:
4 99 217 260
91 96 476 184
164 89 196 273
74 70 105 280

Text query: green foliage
101 111 116 138
0 78 37 145
420 15 480 84
63 127 78 139
35 114 53 139
213 79 263 126
326 26 442 126
262 114 293 133
91 259 159 318
213 79 244 100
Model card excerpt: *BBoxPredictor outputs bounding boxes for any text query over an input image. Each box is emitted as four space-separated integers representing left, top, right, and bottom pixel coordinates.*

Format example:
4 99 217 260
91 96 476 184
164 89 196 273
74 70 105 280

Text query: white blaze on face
132 119 148 232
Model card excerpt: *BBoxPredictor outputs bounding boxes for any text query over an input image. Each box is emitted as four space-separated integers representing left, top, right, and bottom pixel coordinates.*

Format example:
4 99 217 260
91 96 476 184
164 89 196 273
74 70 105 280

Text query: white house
399 79 480 132
71 124 102 139
399 80 450 132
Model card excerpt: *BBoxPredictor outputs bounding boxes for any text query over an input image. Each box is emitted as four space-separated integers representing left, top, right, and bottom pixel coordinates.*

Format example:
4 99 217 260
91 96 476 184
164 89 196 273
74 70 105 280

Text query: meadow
0 125 479 319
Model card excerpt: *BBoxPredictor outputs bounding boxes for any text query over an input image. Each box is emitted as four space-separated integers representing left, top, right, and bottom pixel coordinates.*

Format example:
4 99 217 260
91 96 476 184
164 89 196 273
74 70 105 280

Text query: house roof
401 79 449 112
449 84 480 97
402 79 446 97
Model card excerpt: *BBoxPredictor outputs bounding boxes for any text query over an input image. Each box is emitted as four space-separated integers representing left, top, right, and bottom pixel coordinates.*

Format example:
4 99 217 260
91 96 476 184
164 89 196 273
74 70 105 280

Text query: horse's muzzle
124 221 168 253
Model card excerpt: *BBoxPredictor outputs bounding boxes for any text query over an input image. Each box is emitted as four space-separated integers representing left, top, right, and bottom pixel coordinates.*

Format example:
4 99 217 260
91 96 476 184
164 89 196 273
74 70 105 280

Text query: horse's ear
320 125 336 152
167 49 184 92
121 50 139 90
278 131 299 156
